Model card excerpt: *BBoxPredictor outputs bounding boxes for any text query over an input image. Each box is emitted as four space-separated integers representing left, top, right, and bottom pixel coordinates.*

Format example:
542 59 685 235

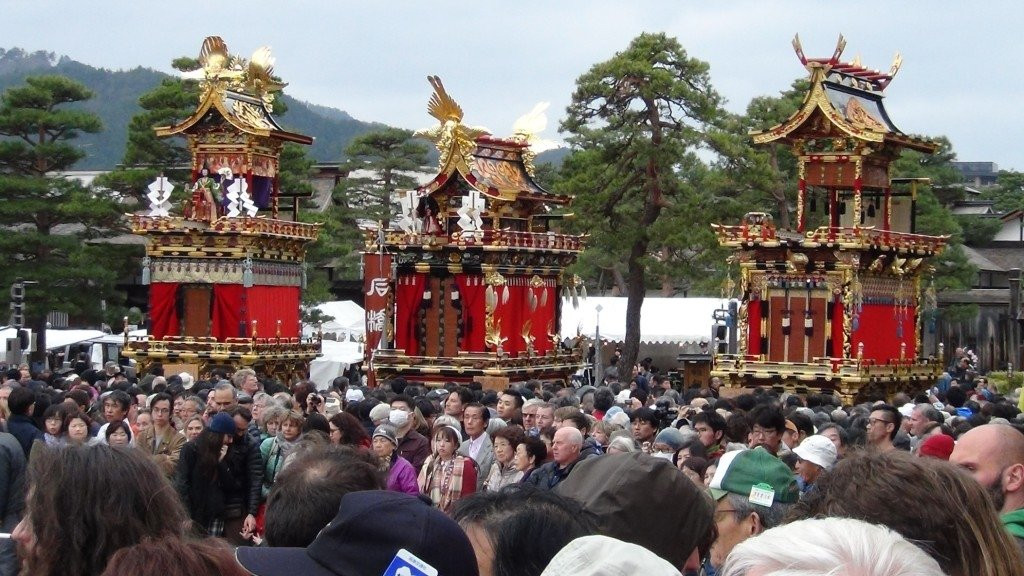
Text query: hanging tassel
580 284 588 299
810 195 817 213
140 256 151 286
804 311 813 337
301 264 307 289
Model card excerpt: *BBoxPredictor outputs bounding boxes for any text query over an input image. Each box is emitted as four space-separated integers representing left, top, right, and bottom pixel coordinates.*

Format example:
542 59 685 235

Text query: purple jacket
387 455 420 495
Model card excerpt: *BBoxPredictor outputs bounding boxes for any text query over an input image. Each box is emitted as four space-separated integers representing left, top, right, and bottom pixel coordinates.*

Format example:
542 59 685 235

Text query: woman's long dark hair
23 444 188 576
194 428 227 480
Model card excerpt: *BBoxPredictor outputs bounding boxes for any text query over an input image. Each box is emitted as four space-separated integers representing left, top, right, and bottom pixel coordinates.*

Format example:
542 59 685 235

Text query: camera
653 398 678 430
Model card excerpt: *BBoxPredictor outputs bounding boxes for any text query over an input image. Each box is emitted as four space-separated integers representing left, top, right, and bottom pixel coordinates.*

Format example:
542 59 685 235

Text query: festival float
711 35 947 403
122 37 321 382
362 77 586 388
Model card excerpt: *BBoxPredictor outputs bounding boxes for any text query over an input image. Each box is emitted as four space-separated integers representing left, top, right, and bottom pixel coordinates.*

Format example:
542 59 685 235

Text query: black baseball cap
236 490 478 576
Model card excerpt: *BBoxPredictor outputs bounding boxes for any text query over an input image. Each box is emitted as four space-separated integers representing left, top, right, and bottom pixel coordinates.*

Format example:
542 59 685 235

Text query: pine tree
557 33 734 373
0 75 125 364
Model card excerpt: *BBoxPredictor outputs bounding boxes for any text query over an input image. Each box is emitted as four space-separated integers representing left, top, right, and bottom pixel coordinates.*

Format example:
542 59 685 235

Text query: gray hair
720 517 944 576
723 492 791 532
606 435 638 454
232 368 257 388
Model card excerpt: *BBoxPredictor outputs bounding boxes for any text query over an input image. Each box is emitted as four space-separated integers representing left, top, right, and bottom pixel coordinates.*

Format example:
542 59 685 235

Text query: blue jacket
6 415 42 459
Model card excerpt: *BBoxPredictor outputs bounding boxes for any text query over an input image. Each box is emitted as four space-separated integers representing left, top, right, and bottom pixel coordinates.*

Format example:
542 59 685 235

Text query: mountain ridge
0 47 568 171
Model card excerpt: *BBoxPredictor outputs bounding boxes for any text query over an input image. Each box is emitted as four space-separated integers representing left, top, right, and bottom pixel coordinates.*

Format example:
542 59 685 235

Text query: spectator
372 423 418 495
328 412 371 449
707 447 799 568
790 449 1023 576
525 427 585 491
419 425 476 514
950 423 1024 553
137 392 186 478
454 485 597 576
0 430 25 576
484 425 526 491
237 491 478 576
556 452 714 573
260 410 304 498
13 444 187 576
390 395 430 473
719 517 944 576
514 436 548 484
6 387 42 458
746 404 786 456
791 434 838 497
866 404 902 453
263 445 382 547
459 403 494 490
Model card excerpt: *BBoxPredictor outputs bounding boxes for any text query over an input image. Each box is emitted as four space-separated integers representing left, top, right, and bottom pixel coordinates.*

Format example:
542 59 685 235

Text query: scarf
424 454 465 514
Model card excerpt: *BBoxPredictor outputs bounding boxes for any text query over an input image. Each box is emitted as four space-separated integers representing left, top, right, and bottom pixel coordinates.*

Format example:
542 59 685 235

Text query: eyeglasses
713 507 738 522
867 417 893 427
750 427 779 438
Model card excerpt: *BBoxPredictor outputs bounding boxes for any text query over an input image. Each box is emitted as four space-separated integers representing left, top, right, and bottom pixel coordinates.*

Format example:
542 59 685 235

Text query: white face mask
389 409 409 428
651 451 674 462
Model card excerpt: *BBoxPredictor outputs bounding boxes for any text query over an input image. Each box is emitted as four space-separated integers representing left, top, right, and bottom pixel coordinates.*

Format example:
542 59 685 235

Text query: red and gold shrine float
123 37 320 381
363 77 586 388
711 35 947 403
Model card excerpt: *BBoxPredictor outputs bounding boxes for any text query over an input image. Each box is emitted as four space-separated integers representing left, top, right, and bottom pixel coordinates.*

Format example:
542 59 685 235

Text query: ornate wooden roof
414 76 570 205
154 36 312 145
751 34 936 154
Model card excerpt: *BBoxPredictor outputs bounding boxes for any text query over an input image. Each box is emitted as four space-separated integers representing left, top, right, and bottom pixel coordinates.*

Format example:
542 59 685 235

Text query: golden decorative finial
182 37 285 105
830 34 847 65
414 76 490 171
510 102 558 176
888 52 903 78
792 34 807 65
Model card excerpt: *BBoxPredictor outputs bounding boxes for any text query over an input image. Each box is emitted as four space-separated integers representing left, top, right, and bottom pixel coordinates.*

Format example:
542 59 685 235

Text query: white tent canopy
0 327 107 351
309 339 363 391
559 297 733 344
305 301 365 340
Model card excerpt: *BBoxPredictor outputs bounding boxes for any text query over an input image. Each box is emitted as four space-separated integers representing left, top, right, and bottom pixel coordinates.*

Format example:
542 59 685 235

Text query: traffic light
9 280 24 328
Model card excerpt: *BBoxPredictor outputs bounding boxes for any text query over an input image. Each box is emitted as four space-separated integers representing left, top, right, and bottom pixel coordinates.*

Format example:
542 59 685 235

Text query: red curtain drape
494 279 526 356
850 303 901 362
396 274 427 356
746 299 761 356
247 285 300 338
455 274 486 352
211 284 245 340
528 284 556 355
831 300 844 358
149 283 179 340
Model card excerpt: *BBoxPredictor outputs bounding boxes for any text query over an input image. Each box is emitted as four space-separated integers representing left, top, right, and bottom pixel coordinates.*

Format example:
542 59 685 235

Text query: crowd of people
0 344 1021 575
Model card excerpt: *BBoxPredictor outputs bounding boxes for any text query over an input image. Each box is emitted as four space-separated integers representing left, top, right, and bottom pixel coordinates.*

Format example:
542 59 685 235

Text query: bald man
950 424 1024 553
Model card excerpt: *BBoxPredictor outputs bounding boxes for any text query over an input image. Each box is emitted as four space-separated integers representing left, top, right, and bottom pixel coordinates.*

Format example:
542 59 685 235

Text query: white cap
541 535 681 576
179 372 194 390
792 434 838 469
345 388 364 403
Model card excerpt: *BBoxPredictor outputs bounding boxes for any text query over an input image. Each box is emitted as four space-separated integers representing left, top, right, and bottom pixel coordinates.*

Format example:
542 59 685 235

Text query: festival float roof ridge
414 76 571 205
751 34 936 154
154 36 312 145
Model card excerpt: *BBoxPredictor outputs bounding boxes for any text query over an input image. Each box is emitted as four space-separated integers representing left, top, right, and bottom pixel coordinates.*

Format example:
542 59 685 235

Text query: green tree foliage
957 214 1002 246
979 170 1024 213
732 79 809 229
335 128 430 226
311 128 430 287
93 58 200 204
557 33 734 372
0 75 126 362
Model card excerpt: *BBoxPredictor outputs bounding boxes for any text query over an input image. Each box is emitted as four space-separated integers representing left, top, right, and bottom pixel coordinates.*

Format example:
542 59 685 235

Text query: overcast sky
3 1 1021 171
